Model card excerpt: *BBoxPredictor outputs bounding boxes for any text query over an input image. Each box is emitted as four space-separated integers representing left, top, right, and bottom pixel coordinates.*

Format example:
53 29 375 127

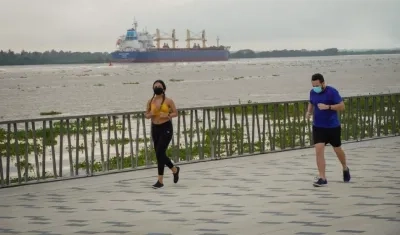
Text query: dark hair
311 73 325 83
147 80 166 112
153 79 166 90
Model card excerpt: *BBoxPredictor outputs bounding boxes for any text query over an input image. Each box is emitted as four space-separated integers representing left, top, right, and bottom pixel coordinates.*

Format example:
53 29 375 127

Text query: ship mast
185 30 207 48
133 18 138 30
154 29 179 49
216 36 220 47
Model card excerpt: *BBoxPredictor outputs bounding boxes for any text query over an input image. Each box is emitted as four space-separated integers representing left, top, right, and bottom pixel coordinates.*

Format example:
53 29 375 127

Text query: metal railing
0 93 399 188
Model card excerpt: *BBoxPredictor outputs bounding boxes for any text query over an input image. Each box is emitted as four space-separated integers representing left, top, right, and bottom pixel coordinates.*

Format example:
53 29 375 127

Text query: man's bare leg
333 146 351 182
315 143 326 179
333 146 347 170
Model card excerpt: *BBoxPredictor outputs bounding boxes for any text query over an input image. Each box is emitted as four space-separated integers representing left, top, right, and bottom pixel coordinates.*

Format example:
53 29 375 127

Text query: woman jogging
145 79 180 189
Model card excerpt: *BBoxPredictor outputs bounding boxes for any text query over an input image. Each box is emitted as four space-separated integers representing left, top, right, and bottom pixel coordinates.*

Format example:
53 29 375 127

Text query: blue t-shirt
309 86 343 128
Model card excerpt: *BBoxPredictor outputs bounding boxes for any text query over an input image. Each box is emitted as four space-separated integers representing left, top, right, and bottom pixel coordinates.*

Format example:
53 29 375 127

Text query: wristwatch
328 105 331 110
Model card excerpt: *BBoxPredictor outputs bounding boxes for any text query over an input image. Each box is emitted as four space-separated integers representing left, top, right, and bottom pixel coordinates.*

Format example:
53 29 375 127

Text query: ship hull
110 49 230 63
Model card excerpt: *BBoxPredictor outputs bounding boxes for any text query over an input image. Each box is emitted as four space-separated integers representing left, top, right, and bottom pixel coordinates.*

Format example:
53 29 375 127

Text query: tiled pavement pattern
1 137 400 235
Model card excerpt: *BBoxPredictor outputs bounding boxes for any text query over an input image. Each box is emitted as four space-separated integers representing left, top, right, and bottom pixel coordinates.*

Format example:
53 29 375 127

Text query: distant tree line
230 48 400 58
0 50 111 66
1 48 400 66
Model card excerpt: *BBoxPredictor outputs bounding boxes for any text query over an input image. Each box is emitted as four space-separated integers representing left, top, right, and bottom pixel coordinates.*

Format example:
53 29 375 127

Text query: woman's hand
145 111 154 119
159 112 170 119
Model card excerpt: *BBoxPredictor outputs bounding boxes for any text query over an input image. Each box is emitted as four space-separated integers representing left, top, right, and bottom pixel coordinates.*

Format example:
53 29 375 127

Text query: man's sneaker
152 181 164 189
173 166 180 183
313 178 327 187
343 167 351 182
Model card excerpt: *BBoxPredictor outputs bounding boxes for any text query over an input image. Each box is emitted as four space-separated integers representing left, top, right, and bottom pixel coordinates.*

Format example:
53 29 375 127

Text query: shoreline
1 49 400 66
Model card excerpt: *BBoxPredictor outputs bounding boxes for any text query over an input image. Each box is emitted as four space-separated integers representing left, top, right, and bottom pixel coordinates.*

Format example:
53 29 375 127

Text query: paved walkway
1 137 400 235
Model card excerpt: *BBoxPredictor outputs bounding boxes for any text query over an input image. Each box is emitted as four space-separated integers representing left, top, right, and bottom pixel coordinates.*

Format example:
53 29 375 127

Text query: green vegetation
0 94 398 186
0 50 110 66
40 111 62 116
230 48 400 59
1 48 400 66
0 117 126 158
122 82 139 85
60 95 400 172
169 78 184 82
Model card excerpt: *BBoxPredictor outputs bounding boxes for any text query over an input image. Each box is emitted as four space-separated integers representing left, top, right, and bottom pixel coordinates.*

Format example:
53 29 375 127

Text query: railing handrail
1 92 398 125
1 92 398 187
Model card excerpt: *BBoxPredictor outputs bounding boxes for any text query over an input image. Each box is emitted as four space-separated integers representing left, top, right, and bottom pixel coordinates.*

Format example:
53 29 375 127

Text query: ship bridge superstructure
116 20 155 51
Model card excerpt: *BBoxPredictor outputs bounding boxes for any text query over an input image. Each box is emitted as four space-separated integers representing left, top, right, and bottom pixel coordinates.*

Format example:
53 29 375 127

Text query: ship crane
154 29 179 49
186 30 207 48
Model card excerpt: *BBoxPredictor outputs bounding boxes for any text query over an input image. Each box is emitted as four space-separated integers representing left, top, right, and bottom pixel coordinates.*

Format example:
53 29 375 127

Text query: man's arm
330 89 345 111
306 92 313 118
307 102 313 113
330 101 345 111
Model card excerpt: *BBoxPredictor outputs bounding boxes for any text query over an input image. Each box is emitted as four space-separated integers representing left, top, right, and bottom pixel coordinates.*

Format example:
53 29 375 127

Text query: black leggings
151 120 174 175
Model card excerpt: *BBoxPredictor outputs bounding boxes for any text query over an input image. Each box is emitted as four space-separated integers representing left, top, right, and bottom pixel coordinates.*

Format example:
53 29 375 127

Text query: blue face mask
313 86 322 93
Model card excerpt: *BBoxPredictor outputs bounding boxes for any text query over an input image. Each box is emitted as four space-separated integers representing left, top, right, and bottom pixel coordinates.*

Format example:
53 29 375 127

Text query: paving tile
0 137 399 234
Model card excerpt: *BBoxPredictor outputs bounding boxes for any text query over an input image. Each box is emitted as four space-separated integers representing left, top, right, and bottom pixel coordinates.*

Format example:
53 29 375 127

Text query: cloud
0 0 399 52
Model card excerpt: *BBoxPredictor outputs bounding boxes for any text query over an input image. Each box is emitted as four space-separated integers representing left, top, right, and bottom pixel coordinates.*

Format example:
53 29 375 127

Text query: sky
0 0 399 52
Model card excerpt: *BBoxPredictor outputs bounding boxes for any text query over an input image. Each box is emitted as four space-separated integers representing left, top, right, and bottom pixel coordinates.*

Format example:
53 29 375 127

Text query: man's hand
306 111 312 119
317 103 330 110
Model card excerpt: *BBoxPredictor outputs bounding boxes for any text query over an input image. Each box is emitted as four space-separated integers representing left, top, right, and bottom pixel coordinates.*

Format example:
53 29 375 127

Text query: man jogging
306 73 351 187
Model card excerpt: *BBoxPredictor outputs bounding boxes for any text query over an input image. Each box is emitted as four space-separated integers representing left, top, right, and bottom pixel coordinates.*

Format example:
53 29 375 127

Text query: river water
1 54 399 121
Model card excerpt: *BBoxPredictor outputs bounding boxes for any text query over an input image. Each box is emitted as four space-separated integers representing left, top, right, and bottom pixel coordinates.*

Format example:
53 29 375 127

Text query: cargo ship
110 20 230 63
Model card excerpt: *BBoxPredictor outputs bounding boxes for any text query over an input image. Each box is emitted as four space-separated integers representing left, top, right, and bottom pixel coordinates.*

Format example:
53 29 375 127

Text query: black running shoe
343 167 351 182
313 178 327 187
152 181 164 189
173 166 180 183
